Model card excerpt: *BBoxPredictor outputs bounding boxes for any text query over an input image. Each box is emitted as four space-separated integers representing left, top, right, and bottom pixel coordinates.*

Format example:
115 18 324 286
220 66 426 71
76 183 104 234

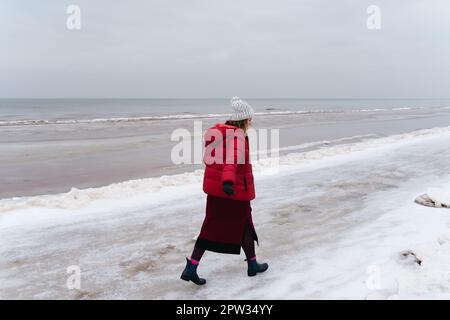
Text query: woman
181 97 268 285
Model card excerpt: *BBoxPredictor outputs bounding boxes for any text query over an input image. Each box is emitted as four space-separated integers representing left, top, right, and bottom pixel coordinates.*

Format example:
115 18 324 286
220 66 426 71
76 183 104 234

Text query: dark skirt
195 195 259 254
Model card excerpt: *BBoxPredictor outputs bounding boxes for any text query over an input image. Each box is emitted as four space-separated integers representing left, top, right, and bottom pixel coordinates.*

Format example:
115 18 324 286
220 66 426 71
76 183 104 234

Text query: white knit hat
229 96 254 121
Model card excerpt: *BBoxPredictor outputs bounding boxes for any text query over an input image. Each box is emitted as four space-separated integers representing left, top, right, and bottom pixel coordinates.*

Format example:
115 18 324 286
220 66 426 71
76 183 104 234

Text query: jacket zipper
244 176 248 192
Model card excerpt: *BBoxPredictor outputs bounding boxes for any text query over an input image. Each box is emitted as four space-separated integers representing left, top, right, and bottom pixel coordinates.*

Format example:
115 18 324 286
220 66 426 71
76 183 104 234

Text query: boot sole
180 275 206 285
248 265 269 277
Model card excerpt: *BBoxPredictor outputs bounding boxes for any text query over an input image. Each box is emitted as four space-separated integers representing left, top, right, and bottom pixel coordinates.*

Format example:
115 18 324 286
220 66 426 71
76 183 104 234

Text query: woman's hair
225 119 250 133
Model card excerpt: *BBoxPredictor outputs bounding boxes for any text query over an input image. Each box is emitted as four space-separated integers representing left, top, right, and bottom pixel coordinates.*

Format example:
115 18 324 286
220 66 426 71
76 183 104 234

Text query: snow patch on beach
257 178 450 300
367 181 450 299
1 124 450 299
427 188 450 207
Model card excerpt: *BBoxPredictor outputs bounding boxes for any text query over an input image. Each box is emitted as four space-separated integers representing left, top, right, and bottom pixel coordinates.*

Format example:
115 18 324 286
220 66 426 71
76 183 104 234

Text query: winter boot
247 259 269 277
180 258 206 285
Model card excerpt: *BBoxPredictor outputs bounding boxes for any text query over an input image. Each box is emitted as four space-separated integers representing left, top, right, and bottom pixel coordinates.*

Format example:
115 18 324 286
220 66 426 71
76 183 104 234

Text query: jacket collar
214 123 239 130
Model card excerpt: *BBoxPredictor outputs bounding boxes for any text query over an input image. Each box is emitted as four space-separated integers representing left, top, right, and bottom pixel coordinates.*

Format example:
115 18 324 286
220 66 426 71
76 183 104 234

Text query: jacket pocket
244 176 248 192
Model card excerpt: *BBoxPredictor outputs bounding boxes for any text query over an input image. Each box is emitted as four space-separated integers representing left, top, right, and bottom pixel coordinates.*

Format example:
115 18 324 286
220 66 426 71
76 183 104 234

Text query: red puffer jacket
203 123 255 201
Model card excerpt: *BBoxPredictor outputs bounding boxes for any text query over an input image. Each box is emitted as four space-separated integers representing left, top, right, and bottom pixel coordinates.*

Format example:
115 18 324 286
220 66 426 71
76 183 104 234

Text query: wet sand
1 107 450 199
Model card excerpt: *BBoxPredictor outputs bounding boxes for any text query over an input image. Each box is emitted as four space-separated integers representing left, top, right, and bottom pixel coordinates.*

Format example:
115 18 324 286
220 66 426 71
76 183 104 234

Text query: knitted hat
229 97 254 121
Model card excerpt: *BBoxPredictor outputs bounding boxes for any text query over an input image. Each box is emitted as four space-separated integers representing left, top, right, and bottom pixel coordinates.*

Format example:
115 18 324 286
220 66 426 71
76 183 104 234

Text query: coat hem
195 238 241 255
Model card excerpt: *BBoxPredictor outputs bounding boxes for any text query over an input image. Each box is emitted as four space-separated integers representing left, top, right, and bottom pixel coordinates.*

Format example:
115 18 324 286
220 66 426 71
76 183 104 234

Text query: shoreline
2 125 450 212
1 106 450 199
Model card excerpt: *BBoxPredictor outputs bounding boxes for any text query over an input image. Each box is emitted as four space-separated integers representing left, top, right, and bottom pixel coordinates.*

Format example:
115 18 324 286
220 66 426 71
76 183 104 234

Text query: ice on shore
415 188 450 208
1 126 450 299
2 126 450 214
358 182 450 299
427 188 450 207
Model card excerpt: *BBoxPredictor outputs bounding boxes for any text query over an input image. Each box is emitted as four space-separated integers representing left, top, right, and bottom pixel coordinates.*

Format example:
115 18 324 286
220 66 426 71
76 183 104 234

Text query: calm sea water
1 98 450 123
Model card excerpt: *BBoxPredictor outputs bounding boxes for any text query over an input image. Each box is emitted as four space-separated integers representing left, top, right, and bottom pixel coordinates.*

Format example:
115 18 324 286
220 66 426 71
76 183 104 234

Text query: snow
1 126 450 299
427 188 450 207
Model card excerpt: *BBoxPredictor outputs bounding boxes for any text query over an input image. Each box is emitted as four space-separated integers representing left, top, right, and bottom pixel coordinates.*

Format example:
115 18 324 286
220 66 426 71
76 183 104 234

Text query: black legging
191 224 256 261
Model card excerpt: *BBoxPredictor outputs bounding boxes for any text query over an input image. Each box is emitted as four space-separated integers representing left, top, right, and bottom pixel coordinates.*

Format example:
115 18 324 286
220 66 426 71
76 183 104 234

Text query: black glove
223 181 234 195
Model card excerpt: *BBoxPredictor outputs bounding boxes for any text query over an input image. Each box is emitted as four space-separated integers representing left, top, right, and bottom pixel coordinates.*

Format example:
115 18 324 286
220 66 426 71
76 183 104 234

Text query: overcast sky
1 0 449 98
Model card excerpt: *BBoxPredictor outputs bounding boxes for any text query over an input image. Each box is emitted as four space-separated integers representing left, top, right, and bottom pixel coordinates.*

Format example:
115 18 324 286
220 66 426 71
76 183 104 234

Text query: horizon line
1 97 450 100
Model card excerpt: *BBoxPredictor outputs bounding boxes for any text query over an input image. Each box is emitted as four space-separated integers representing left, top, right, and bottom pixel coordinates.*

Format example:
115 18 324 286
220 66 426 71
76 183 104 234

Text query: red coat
195 123 258 254
202 123 255 201
195 195 258 254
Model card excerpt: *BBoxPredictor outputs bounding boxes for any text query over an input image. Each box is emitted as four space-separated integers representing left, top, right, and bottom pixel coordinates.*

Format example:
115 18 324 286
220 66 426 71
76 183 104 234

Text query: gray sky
1 0 449 98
